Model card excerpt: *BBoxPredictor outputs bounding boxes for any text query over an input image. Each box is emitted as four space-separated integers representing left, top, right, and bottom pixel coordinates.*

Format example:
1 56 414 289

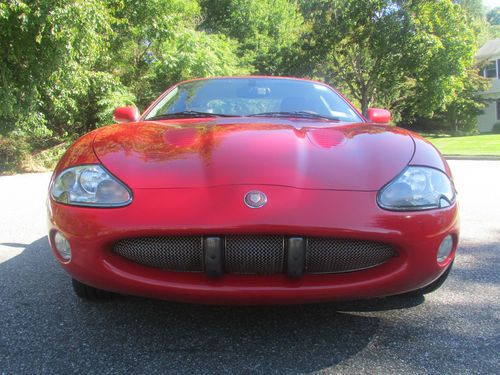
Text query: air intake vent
306 238 395 273
113 236 203 272
225 235 285 274
113 235 395 275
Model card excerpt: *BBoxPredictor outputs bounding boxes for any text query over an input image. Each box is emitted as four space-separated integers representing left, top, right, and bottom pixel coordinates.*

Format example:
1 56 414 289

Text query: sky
483 0 499 9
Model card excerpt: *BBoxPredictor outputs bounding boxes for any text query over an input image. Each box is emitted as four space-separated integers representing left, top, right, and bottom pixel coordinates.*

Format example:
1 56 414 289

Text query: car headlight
51 165 132 207
377 166 455 211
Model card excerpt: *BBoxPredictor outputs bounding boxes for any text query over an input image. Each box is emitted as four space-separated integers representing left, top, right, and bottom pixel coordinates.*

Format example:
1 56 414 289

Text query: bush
492 123 500 134
29 141 70 171
0 134 29 173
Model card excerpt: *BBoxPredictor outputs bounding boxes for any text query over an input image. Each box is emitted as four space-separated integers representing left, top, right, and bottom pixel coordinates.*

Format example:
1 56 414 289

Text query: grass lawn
426 134 500 156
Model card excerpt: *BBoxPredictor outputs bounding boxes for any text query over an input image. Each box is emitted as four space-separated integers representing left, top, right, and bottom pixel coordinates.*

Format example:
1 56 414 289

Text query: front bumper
47 185 459 304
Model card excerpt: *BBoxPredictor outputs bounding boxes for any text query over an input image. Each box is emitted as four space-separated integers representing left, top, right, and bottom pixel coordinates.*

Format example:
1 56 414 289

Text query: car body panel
47 185 458 304
409 133 452 175
93 119 414 191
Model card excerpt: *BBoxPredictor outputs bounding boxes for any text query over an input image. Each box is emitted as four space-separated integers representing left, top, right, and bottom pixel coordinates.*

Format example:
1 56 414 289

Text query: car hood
93 118 415 190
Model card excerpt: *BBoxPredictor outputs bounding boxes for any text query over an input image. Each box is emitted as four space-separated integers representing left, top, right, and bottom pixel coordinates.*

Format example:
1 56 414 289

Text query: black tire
72 279 113 300
413 260 454 295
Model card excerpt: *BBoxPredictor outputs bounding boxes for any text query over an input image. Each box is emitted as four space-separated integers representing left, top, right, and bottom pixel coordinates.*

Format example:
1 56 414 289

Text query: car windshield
144 78 363 122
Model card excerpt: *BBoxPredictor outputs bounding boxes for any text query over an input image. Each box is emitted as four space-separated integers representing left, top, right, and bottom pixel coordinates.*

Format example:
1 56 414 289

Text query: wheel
72 278 113 300
413 260 454 295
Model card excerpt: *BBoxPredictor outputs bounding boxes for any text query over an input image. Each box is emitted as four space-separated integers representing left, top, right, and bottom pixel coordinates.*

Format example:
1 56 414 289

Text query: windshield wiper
248 111 341 121
147 110 237 120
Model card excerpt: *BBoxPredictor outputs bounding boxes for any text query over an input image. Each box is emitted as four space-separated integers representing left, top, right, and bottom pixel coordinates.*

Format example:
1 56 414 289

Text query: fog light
54 232 71 261
437 235 453 263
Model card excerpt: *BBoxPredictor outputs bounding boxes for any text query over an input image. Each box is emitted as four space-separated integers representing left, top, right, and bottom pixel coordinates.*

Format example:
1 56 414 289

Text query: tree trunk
360 90 370 118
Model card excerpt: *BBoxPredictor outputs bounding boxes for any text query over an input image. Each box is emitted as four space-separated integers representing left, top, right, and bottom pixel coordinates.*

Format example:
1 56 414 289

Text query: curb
444 155 500 161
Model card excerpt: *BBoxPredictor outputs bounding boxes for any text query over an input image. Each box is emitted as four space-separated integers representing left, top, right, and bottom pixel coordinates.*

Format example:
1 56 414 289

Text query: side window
484 60 497 78
146 87 179 118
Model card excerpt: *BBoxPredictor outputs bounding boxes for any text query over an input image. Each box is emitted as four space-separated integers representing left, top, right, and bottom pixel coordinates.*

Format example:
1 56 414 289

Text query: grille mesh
113 236 203 271
112 235 395 275
225 235 284 274
306 238 394 273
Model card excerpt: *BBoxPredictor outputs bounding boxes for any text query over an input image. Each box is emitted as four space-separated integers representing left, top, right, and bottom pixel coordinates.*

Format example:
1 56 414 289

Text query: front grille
113 236 203 271
112 235 395 275
306 238 395 273
225 235 284 274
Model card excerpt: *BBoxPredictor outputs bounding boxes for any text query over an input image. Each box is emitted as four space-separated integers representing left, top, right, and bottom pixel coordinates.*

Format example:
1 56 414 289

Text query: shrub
492 123 500 134
0 134 29 173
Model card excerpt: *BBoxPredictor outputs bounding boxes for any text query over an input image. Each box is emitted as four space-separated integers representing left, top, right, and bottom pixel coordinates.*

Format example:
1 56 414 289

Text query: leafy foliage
0 0 113 136
0 134 29 173
199 0 304 74
0 0 246 139
486 7 500 38
102 0 247 109
0 0 491 171
294 0 480 122
486 7 500 25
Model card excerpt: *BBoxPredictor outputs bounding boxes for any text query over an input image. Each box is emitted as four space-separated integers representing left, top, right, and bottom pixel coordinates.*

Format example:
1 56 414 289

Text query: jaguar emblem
244 191 267 208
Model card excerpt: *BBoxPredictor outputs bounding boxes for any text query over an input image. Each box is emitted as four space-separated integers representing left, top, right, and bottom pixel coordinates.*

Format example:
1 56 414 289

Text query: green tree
104 0 248 110
486 6 500 37
454 0 495 46
454 0 485 20
0 0 116 136
199 0 304 74
293 0 478 124
437 69 490 134
434 0 492 134
0 0 249 138
486 7 500 25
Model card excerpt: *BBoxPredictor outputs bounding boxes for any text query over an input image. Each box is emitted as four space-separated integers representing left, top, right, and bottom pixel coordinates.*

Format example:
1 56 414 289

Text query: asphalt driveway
0 160 499 374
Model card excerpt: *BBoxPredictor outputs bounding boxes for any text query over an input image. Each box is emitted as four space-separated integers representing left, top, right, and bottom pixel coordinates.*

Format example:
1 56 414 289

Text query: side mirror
367 108 391 124
113 106 139 123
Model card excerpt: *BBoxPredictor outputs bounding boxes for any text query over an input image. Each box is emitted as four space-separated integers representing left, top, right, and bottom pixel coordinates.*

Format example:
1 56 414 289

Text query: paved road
0 160 499 374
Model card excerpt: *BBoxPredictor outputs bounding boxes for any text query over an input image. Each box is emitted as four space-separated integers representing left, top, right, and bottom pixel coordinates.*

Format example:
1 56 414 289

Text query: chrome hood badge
244 191 267 208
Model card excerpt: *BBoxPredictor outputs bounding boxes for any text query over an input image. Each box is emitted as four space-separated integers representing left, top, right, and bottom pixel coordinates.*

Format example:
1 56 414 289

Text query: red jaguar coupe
47 76 459 304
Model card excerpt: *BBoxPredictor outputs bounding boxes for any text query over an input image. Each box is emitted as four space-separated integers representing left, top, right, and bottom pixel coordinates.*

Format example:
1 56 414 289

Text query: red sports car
47 76 459 304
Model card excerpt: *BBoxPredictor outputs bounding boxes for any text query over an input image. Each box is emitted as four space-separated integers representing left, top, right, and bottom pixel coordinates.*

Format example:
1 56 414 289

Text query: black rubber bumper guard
203 236 305 279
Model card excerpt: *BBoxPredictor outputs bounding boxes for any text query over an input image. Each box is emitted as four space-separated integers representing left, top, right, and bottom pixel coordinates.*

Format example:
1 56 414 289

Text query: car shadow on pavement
1 236 424 373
